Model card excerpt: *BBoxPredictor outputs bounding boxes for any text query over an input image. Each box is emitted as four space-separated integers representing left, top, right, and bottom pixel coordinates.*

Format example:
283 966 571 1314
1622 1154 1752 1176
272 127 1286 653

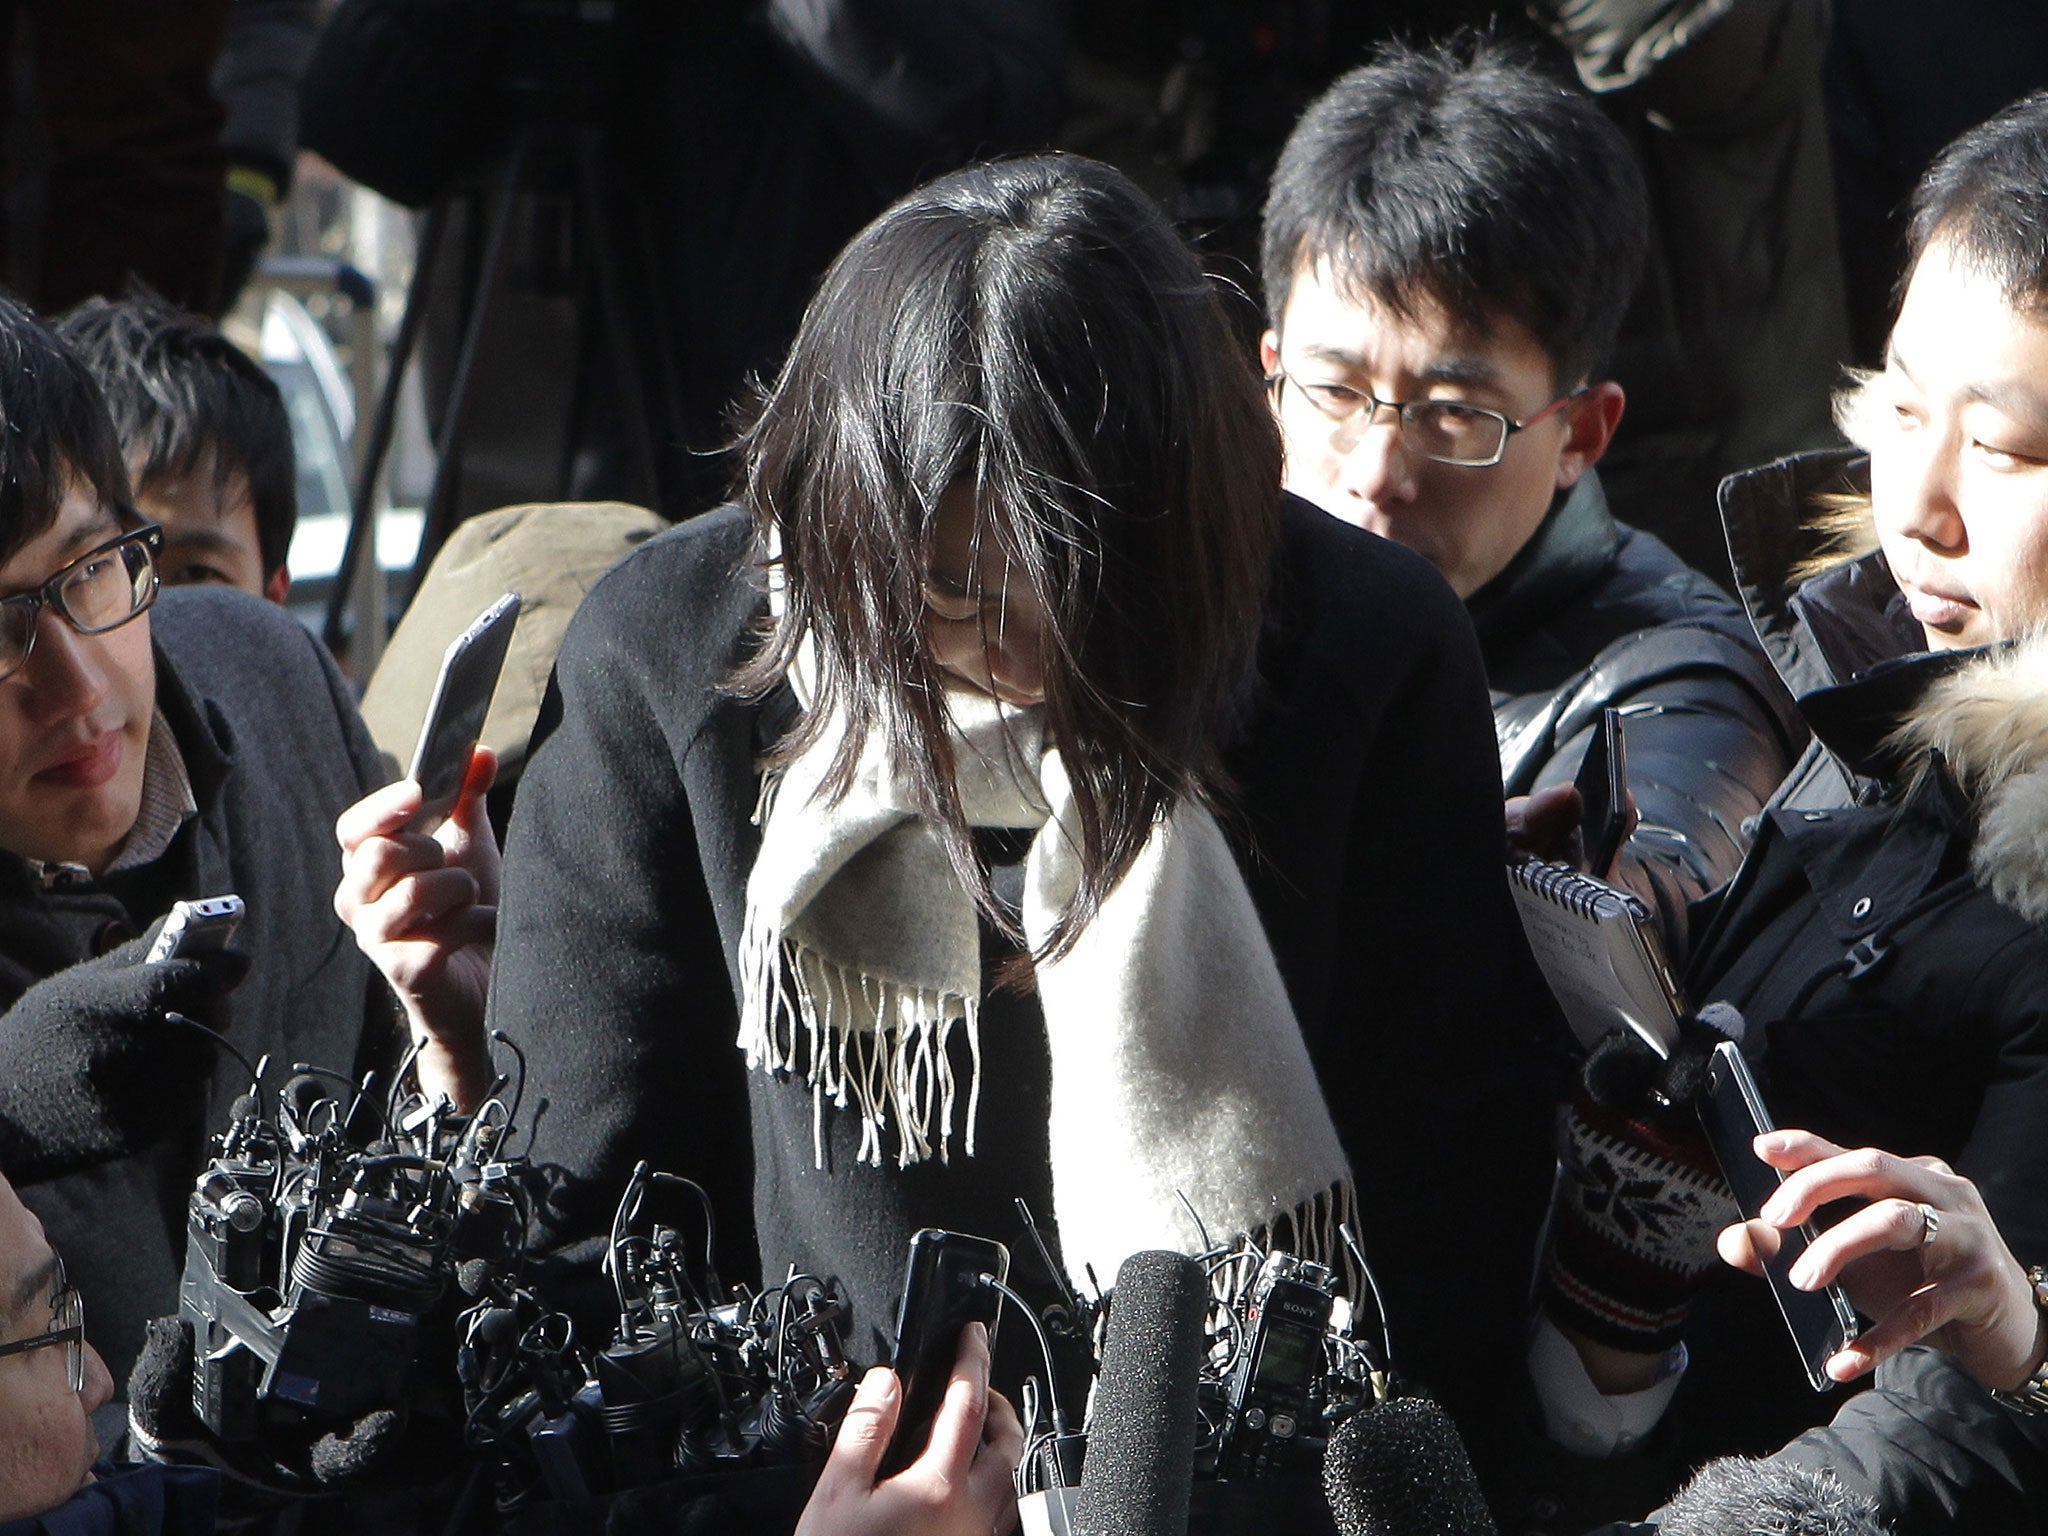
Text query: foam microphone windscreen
1075 1250 1207 1536
1322 1396 1498 1536
311 1407 403 1484
282 1073 331 1124
456 1257 496 1298
1659 1456 1886 1536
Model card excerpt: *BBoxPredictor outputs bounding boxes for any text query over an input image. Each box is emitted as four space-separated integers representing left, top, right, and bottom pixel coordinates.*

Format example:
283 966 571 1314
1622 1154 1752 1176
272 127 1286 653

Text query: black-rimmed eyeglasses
1265 370 1582 468
0 521 161 685
0 1253 85 1392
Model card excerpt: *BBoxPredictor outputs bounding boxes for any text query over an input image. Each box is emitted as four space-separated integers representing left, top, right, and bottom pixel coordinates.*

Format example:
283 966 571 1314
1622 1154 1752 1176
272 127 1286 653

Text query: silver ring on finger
1917 1201 1943 1248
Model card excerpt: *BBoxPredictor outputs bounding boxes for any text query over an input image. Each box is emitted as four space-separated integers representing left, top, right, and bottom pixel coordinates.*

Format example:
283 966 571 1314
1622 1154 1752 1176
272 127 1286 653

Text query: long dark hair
732 153 1282 957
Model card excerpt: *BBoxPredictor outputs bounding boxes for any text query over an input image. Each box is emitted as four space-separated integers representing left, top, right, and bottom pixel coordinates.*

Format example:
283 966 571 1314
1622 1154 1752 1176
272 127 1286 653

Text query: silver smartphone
405 592 521 835
147 895 245 964
1696 1040 1859 1391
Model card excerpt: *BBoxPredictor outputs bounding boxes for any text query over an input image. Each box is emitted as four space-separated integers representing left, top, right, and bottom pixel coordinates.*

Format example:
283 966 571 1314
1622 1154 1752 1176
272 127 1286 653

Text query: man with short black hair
57 293 295 606
0 294 388 1385
1261 37 1800 949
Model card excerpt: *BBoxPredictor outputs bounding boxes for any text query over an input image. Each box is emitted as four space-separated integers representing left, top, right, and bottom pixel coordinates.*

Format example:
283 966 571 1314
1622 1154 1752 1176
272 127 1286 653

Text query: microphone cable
980 1271 1084 1496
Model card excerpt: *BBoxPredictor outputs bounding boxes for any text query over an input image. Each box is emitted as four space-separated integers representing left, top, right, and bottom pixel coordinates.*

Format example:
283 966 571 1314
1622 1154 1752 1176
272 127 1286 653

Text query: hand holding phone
336 748 502 1110
800 1322 1024 1536
1726 1128 2043 1395
879 1229 1009 1478
1696 1042 1859 1390
406 592 520 835
1574 706 1639 877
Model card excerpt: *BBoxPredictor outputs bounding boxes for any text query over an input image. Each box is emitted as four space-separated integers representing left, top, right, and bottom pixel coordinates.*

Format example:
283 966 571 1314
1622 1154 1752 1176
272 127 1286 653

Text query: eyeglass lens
52 1279 81 1393
0 534 155 676
1400 403 1508 465
1279 376 1509 466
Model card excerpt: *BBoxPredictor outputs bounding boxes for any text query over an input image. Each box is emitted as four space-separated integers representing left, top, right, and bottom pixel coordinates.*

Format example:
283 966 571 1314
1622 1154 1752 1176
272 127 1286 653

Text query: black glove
131 1316 412 1504
0 932 246 1183
1537 1006 1744 1355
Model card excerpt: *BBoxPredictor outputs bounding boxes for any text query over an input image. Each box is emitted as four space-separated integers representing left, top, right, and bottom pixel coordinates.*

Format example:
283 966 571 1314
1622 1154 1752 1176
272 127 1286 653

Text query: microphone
1659 1456 1885 1536
1075 1251 1207 1536
1321 1396 1497 1536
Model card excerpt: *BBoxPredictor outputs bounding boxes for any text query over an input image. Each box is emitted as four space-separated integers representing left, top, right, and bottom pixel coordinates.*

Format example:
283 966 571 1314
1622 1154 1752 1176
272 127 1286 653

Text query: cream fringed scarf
736 677 1359 1292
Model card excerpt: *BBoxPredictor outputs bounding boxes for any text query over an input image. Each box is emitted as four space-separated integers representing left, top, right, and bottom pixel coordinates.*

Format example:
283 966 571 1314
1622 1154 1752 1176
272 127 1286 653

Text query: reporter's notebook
1506 856 1684 1058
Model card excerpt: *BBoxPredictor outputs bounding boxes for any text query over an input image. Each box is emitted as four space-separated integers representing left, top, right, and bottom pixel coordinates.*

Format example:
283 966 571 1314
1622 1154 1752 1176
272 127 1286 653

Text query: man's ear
263 565 291 607
1555 380 1625 490
1259 329 1281 382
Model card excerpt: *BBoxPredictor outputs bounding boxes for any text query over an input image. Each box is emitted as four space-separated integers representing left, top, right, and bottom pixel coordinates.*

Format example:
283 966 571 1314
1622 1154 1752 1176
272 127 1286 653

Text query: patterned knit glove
1538 1011 1742 1354
0 931 245 1184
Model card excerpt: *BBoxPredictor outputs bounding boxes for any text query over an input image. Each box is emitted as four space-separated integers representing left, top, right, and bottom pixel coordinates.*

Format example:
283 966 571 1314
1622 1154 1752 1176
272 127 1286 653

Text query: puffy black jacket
1473 469 1801 955
1650 451 2048 1517
1579 1352 2048 1535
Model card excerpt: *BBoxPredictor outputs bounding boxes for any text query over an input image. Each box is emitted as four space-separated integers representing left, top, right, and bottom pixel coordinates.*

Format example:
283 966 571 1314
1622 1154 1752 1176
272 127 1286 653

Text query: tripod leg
575 128 667 510
412 131 533 589
323 204 447 654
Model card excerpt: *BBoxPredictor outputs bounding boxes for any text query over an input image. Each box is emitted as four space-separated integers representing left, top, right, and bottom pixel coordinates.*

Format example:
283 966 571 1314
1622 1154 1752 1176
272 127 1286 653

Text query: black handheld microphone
1321 1396 1497 1536
1075 1250 1207 1536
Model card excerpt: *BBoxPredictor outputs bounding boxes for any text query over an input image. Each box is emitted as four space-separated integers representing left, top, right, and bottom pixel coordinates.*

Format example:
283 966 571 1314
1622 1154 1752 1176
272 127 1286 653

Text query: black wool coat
491 494 1564 1490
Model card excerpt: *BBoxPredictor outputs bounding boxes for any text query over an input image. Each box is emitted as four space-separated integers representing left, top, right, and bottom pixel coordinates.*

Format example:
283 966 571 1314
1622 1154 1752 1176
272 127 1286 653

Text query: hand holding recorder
0 926 242 1182
1719 1129 2047 1398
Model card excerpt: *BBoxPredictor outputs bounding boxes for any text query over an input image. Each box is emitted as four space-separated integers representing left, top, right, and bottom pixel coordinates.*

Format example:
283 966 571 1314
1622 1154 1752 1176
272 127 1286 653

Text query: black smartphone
147 895 245 964
1574 706 1638 876
405 592 521 835
1696 1041 1859 1391
878 1229 1009 1478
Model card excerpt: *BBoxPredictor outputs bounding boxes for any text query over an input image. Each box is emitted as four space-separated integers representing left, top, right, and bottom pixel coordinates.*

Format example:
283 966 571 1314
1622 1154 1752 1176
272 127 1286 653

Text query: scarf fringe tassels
1249 1179 1365 1304
738 913 982 1170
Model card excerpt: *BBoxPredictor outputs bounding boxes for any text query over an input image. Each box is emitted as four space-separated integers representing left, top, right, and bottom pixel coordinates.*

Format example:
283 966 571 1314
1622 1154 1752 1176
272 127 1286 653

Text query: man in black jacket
1260 38 1802 959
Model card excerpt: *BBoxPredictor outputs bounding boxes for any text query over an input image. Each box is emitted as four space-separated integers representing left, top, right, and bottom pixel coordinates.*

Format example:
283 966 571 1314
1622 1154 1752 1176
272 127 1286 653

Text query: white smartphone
405 592 521 835
147 895 245 964
1696 1041 1860 1391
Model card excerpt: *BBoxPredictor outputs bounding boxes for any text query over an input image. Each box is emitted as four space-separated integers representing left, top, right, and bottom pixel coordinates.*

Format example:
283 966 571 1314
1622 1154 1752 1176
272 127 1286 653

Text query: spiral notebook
1506 855 1683 1058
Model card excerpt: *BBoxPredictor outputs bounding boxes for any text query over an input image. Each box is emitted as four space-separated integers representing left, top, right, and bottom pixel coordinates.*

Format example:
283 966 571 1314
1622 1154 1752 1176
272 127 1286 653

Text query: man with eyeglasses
1261 39 1802 956
0 1167 224 1535
0 296 387 1396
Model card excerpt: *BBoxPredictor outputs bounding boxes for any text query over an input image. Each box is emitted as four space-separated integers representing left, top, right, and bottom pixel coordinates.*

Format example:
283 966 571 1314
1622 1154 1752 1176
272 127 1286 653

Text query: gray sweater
10 588 391 1380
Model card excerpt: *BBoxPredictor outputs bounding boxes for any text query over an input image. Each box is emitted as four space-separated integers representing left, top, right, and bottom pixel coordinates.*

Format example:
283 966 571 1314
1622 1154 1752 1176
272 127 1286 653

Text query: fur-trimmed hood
1892 630 2048 925
1721 440 2048 925
1717 375 1908 704
1719 449 1920 705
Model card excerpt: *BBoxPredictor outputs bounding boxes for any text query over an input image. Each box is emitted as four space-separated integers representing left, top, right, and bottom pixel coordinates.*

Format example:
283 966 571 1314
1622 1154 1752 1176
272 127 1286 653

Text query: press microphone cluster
1015 1240 1393 1536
